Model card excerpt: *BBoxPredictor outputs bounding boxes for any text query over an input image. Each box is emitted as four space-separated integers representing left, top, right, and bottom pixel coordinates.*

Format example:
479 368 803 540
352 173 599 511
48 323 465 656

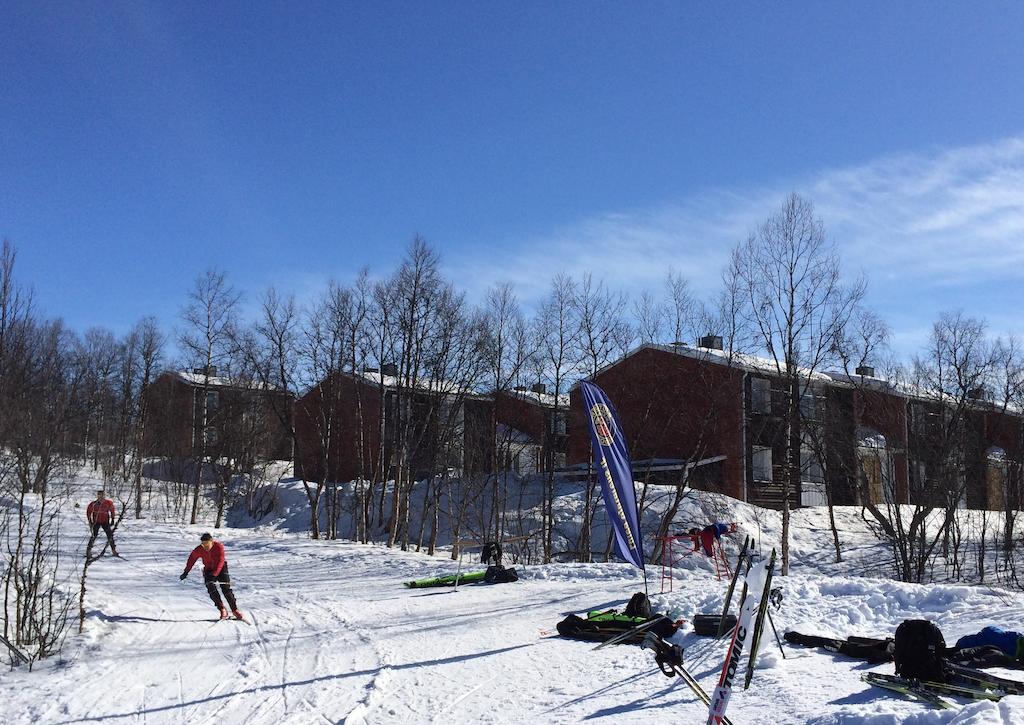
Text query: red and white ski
707 554 770 724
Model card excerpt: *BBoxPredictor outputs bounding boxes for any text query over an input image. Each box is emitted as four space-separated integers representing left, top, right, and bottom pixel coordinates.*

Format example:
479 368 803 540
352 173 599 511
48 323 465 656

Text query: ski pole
766 609 786 659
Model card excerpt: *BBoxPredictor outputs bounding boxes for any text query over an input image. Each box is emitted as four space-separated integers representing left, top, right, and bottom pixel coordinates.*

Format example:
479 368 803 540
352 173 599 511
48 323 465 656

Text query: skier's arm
86 502 94 525
182 548 200 577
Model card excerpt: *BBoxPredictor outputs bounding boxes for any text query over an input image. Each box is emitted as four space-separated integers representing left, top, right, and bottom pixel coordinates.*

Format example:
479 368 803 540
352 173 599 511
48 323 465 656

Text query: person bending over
180 533 244 620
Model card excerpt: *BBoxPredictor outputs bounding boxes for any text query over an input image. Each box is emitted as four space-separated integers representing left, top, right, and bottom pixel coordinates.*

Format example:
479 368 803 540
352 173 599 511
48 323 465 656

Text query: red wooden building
143 368 293 461
568 339 1023 511
493 386 569 475
293 367 491 485
293 368 571 484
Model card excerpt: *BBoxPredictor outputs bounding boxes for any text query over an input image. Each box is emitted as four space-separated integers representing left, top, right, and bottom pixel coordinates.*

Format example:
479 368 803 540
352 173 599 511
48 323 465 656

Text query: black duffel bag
693 614 738 637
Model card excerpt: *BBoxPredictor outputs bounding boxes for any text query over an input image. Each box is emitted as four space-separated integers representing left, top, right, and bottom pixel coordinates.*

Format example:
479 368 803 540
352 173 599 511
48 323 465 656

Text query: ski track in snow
6 489 1024 724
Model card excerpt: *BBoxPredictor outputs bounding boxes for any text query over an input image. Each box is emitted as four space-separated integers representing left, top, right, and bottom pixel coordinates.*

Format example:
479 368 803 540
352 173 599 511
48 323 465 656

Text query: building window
550 412 567 435
554 452 567 469
751 378 771 414
799 387 817 421
986 448 1008 511
801 446 824 485
910 459 926 490
206 390 219 412
858 446 893 505
753 446 772 482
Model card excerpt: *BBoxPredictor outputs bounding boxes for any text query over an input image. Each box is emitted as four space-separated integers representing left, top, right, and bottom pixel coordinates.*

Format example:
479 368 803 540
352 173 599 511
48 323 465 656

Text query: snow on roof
831 374 1024 413
171 371 283 392
607 343 835 382
506 388 570 408
669 343 836 381
355 370 480 397
350 371 567 404
587 345 1024 417
573 342 835 394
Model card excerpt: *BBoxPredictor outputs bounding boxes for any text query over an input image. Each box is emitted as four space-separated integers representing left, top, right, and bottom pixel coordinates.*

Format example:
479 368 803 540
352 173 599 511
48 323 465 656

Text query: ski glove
179 572 188 581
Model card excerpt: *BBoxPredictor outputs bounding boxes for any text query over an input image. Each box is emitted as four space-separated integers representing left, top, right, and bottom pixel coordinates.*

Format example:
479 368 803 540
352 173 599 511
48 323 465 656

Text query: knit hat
200 532 213 542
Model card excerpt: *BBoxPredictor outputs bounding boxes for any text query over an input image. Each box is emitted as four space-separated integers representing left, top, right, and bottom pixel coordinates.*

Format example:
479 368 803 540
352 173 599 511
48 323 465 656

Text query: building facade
143 369 293 462
567 342 1023 511
293 369 574 484
293 368 492 484
494 386 569 475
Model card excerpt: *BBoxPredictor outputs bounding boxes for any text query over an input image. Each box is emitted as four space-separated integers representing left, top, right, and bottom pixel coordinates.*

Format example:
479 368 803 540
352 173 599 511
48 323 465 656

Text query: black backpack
483 564 518 584
624 592 652 619
894 619 947 682
481 542 502 565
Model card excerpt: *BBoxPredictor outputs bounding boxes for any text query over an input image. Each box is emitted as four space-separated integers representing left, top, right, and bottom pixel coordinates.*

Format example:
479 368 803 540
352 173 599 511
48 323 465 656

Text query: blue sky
2 1 1023 358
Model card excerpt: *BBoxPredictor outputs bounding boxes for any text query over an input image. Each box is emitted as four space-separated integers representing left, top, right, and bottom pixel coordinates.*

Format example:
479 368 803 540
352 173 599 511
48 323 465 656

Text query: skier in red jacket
180 533 244 620
86 490 118 556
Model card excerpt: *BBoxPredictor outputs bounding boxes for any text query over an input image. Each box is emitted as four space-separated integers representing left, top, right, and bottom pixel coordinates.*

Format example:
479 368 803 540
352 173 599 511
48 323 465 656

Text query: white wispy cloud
447 134 1024 355
447 188 774 303
813 136 1024 286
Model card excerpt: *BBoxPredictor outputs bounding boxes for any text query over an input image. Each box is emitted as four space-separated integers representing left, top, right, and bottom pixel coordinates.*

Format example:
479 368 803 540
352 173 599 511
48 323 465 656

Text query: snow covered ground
5 480 1024 724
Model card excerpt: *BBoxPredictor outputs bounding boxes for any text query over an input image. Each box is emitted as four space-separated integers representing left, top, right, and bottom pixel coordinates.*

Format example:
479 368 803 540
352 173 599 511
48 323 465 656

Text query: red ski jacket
87 499 115 525
184 541 226 577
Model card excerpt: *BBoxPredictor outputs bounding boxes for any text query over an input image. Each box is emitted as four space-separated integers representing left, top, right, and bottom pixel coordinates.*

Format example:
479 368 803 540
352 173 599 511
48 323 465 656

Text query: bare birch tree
632 290 665 345
890 312 996 582
129 318 164 518
299 281 356 539
821 307 892 563
179 270 241 525
533 273 579 562
484 283 531 544
730 193 864 574
573 273 631 562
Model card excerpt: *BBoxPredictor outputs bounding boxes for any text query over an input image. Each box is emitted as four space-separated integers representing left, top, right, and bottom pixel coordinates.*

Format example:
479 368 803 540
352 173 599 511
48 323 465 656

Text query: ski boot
232 610 245 621
219 608 229 620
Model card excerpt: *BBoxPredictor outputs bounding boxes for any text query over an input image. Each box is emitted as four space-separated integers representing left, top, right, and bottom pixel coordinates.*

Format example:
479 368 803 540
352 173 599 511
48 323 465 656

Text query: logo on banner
590 403 615 446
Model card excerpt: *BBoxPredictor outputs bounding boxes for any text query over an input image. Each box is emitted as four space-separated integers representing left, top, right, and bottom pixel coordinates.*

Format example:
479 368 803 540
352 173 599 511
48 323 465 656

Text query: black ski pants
204 565 238 611
89 521 116 551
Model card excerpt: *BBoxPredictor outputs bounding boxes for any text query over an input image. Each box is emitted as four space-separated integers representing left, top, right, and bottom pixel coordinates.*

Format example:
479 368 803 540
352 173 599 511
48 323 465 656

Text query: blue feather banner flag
580 380 645 571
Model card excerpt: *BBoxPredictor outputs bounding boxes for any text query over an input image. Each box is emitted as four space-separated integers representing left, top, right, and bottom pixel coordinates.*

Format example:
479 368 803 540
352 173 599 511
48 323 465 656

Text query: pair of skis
862 673 954 709
719 538 784 662
863 672 1006 709
946 662 1024 695
210 611 251 627
591 615 671 650
716 535 750 637
865 665 1024 709
706 548 775 724
742 549 778 689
